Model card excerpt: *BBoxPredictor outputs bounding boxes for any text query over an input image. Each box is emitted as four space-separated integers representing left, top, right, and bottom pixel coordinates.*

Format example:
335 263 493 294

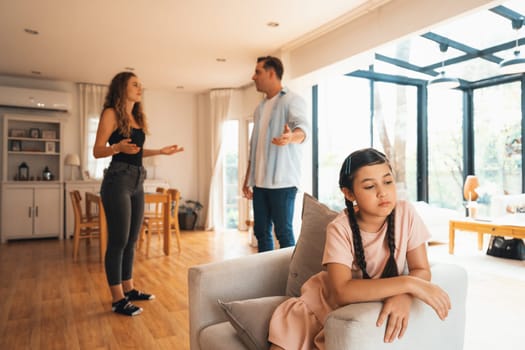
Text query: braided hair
339 148 398 279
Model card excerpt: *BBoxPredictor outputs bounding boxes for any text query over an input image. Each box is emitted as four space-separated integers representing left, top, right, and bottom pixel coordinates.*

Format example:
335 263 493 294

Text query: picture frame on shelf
41 130 57 139
45 141 56 153
10 129 25 137
29 128 40 138
10 140 21 151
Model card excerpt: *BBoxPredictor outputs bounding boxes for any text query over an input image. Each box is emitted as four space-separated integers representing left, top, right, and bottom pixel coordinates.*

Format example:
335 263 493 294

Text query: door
2 187 33 238
34 187 61 236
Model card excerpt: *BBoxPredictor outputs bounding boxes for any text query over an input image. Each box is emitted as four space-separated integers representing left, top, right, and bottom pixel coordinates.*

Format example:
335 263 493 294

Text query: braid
345 198 371 279
380 209 399 278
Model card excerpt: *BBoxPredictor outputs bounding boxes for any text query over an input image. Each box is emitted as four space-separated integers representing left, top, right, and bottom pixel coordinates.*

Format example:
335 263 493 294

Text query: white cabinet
1 183 62 242
1 114 64 243
63 179 169 238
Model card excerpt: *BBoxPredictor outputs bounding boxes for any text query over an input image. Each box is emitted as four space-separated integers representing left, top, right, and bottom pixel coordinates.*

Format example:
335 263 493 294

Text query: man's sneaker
112 298 143 316
125 289 155 301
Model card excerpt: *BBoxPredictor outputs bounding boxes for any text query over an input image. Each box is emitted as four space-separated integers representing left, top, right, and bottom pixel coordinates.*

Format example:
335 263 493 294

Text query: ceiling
0 0 379 93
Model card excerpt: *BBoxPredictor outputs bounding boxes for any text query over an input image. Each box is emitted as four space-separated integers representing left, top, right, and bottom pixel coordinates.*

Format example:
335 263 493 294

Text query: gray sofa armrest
188 247 293 350
325 263 467 350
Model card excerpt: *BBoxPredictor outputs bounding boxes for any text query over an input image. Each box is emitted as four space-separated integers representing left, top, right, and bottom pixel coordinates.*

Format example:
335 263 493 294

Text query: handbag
486 235 525 260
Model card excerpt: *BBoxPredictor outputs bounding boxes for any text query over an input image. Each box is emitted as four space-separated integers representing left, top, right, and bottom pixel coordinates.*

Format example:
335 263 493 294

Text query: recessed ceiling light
24 28 39 35
267 22 279 27
216 58 226 62
124 67 135 71
31 70 41 75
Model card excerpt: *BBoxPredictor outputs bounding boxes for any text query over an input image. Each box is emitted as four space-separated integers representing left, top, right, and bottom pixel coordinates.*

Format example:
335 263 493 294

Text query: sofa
411 201 462 243
188 194 468 350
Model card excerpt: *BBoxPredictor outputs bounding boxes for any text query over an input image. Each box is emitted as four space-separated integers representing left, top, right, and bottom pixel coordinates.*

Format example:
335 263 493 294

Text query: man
242 56 310 252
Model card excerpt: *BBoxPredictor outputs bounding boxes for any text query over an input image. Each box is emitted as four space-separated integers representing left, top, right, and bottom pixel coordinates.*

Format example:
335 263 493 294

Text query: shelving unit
3 115 62 182
1 114 64 242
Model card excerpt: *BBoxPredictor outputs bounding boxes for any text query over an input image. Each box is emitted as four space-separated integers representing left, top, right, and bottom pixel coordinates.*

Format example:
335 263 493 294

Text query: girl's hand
377 294 412 343
160 144 184 155
411 278 451 320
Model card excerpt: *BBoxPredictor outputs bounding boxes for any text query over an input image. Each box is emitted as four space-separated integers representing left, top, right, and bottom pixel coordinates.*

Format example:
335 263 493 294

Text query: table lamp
463 175 479 217
65 153 81 181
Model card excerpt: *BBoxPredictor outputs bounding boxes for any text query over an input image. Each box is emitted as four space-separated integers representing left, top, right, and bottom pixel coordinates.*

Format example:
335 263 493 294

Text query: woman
93 71 184 316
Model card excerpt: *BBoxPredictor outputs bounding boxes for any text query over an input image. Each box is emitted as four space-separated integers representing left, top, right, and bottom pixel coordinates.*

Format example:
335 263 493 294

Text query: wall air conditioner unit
0 86 72 112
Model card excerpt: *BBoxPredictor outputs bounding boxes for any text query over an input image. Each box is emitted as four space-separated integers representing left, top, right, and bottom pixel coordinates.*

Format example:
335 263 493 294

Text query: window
87 117 110 179
317 77 420 209
474 82 522 214
222 120 239 229
371 82 418 201
317 76 371 210
428 88 463 209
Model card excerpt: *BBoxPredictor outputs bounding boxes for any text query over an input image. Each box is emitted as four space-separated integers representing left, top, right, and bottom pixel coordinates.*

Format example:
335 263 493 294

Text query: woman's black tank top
108 127 145 166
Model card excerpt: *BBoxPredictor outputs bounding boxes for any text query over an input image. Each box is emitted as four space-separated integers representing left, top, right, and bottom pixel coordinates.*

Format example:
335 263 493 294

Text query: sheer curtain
78 83 108 179
205 89 233 230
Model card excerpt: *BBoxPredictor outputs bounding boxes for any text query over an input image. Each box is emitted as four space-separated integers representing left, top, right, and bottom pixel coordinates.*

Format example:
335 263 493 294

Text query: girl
268 148 451 349
93 71 184 316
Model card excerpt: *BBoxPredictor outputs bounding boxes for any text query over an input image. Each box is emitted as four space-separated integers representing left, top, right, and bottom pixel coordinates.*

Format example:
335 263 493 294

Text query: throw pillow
286 193 338 297
217 296 289 350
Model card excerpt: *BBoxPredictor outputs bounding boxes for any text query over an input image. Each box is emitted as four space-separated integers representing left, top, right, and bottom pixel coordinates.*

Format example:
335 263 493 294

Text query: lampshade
427 71 460 89
499 49 525 75
463 175 479 201
65 153 80 166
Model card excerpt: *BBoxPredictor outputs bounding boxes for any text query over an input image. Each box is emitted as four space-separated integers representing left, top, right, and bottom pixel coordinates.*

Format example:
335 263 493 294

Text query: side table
449 218 525 254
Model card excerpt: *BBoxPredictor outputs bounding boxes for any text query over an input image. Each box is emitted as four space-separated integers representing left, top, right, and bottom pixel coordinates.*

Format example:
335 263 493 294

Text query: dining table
85 191 172 259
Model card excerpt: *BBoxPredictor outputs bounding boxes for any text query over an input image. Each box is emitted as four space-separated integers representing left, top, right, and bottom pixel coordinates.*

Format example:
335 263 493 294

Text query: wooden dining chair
85 192 107 261
138 187 166 252
167 188 182 252
139 192 170 257
69 190 101 262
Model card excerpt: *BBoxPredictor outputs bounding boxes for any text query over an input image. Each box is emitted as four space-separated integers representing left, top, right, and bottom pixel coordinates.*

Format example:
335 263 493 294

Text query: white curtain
205 89 233 230
78 83 108 179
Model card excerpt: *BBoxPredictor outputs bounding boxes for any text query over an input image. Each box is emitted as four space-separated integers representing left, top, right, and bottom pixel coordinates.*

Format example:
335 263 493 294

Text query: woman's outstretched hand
160 145 184 155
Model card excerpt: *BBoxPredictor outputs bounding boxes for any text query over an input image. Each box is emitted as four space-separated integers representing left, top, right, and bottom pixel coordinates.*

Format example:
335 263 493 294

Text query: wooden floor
1 230 524 350
0 230 256 350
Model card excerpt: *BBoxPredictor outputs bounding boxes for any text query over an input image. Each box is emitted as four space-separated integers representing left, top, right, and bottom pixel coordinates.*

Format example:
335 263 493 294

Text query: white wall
142 89 197 200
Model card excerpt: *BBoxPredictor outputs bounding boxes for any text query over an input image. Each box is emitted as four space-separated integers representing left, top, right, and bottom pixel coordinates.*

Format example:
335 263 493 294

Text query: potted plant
178 199 203 230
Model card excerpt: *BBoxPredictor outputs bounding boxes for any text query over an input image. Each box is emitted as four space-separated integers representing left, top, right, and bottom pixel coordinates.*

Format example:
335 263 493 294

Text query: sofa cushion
286 193 338 297
217 296 289 350
199 321 248 350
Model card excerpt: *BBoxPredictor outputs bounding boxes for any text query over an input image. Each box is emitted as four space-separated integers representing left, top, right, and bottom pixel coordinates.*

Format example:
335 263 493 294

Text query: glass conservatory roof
367 0 525 85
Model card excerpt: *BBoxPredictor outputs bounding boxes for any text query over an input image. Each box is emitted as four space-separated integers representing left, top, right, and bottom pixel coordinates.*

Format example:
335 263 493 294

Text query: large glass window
222 120 239 229
317 76 371 210
87 117 110 179
428 88 463 209
372 82 418 201
474 82 522 213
